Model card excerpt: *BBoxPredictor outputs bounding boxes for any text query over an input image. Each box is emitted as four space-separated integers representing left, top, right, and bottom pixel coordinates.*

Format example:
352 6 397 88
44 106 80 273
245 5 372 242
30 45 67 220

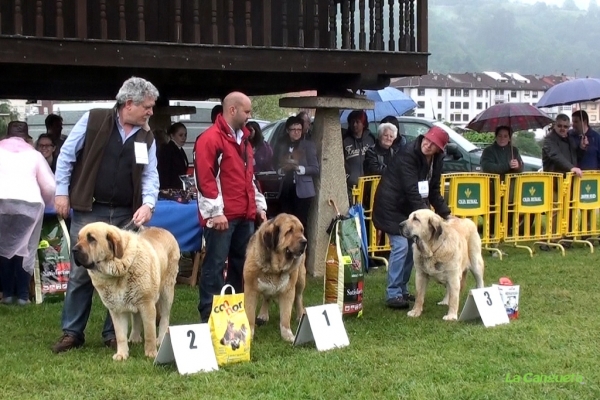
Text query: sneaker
403 293 416 302
1 296 14 305
16 299 31 306
104 338 117 350
386 296 410 309
52 333 84 354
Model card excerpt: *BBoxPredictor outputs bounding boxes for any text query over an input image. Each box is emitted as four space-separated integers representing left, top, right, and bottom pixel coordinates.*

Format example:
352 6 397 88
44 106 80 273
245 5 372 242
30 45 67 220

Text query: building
392 72 553 127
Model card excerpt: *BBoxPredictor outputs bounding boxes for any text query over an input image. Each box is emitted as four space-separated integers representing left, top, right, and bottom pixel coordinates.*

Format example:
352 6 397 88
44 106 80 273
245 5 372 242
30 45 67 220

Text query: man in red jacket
194 91 267 323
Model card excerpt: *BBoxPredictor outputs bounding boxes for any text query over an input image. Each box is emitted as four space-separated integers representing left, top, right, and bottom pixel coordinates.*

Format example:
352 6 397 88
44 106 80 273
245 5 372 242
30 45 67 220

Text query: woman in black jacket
372 126 451 310
157 122 189 189
363 122 398 176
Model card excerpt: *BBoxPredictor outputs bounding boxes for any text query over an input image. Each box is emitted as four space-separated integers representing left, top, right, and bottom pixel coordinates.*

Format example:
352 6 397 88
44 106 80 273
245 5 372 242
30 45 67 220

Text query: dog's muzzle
72 246 94 269
286 239 308 259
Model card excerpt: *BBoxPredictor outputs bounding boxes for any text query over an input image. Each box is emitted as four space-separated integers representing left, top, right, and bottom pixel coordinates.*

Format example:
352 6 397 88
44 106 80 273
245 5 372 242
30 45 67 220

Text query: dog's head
399 209 444 256
72 222 128 274
260 213 307 268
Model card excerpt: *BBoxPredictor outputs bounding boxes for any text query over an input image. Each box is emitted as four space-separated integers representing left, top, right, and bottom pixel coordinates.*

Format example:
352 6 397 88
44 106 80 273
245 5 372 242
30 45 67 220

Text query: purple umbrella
536 78 600 108
466 102 554 133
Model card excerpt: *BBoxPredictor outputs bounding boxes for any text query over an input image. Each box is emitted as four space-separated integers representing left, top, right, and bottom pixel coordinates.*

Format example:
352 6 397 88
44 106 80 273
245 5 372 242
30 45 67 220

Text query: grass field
1 245 599 399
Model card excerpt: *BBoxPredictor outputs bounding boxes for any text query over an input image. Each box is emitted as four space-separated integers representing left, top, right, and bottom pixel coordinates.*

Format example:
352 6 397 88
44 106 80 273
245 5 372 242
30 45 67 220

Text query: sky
514 0 592 8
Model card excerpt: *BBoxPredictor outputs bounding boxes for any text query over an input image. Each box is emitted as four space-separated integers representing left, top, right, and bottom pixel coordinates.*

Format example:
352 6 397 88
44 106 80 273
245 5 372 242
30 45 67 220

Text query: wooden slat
36 0 44 37
313 0 319 48
359 0 366 50
15 0 23 35
298 0 304 48
417 0 428 53
350 0 355 49
263 0 272 46
76 0 87 39
138 0 145 41
193 0 201 43
100 0 108 40
388 0 394 51
119 0 126 40
211 0 218 44
409 0 415 51
368 0 374 49
228 0 235 45
56 0 64 38
341 1 349 49
328 0 336 49
374 0 382 50
245 0 252 46
282 0 288 47
175 0 182 42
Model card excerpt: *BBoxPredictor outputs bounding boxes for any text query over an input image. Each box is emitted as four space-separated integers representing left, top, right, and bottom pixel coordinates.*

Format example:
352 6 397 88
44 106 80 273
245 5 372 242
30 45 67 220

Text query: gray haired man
52 77 160 353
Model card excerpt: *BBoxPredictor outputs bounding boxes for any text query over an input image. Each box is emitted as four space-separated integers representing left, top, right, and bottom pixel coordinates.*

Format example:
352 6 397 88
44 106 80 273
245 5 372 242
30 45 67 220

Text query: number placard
458 287 510 327
154 324 218 375
293 304 350 351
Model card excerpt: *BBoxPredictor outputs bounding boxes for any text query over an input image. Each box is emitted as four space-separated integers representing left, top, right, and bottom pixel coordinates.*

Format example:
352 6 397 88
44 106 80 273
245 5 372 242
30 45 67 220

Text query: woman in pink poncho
0 121 55 305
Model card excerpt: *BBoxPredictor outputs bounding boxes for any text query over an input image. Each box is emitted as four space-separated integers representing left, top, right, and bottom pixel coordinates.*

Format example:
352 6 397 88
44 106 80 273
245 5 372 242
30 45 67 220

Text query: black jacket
542 130 583 174
372 136 450 235
363 142 395 176
342 130 375 188
157 140 189 189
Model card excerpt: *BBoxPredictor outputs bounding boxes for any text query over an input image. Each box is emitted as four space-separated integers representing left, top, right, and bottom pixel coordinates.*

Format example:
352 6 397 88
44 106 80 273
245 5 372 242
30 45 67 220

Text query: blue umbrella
340 87 417 123
536 78 600 108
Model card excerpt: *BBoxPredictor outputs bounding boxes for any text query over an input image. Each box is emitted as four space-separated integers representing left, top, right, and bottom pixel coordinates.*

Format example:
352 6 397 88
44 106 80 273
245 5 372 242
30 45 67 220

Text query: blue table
148 200 203 253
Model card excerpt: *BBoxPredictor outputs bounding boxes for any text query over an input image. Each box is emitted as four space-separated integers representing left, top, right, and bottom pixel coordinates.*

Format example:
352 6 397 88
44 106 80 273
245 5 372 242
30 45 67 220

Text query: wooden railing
0 0 427 52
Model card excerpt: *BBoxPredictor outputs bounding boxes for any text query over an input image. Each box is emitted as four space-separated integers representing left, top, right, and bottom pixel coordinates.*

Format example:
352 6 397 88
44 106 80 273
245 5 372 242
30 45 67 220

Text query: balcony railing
0 0 427 53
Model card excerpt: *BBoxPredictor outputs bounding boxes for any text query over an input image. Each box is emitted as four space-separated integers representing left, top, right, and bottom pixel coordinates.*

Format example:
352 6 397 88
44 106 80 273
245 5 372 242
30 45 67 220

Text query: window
485 102 488 108
463 102 469 109
532 91 538 98
590 104 597 110
438 89 443 96
456 102 461 109
511 91 517 98
495 89 504 95
400 122 431 142
463 114 469 122
476 102 483 110
591 115 597 122
477 90 483 97
418 88 425 96
450 102 455 109
450 89 455 97
417 101 425 108
450 114 454 121
463 89 469 97
417 113 425 117
581 104 587 110
437 101 442 109
524 91 530 97
437 113 442 120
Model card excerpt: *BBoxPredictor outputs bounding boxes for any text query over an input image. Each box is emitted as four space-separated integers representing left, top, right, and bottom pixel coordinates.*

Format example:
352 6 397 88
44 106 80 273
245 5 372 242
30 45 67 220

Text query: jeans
198 218 254 322
61 204 132 342
386 234 414 299
0 255 30 301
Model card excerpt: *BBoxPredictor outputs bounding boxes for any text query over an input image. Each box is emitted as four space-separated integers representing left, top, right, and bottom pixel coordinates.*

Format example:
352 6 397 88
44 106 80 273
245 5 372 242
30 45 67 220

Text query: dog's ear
106 230 124 259
428 217 443 241
262 220 280 250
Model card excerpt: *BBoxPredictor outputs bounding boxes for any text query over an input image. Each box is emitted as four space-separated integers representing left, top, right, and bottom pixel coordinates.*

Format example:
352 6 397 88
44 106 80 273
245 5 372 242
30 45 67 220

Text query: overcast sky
513 0 592 8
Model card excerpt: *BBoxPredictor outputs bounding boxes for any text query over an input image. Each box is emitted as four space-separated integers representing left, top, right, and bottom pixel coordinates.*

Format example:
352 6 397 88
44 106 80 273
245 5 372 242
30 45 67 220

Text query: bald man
194 91 267 322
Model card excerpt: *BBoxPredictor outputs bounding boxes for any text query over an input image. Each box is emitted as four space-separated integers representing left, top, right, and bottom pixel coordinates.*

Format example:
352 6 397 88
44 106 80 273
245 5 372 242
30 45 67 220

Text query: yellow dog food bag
209 284 251 366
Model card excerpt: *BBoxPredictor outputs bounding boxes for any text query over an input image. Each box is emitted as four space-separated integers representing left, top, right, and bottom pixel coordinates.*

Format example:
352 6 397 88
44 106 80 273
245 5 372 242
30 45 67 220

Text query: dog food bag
324 216 365 317
492 283 520 320
35 215 71 300
209 284 251 366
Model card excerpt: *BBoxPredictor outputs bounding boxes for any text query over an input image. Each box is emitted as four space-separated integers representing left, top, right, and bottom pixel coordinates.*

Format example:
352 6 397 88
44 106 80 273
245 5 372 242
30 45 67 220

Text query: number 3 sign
154 324 219 375
293 304 350 351
458 287 510 327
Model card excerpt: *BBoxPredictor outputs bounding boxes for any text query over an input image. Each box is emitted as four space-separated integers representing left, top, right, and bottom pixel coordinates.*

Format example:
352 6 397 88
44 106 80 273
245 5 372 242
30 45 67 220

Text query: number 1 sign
293 304 350 351
154 324 219 375
458 287 510 327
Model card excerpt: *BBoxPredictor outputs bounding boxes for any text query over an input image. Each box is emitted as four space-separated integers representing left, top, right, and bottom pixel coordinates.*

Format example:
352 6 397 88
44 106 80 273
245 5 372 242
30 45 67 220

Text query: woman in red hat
372 125 453 310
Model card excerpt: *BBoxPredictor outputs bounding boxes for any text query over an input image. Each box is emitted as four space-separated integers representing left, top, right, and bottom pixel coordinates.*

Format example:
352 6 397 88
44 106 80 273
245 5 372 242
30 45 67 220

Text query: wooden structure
0 0 429 100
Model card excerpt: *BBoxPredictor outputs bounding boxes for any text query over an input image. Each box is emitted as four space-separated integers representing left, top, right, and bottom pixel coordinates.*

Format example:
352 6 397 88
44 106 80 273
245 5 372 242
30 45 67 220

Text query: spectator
363 122 398 176
372 126 451 310
194 91 267 323
0 121 55 305
246 121 274 173
273 116 319 236
51 77 160 353
571 110 600 170
380 115 407 152
157 122 189 189
35 133 57 173
297 111 312 139
343 110 375 200
211 104 223 124
45 114 65 157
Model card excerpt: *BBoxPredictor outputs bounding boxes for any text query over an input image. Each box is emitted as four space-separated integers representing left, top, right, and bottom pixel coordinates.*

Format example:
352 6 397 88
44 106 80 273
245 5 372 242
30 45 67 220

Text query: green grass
1 246 599 399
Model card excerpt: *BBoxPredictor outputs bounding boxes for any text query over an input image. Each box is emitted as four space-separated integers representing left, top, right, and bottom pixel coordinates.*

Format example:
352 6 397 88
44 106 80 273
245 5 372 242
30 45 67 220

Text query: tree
250 95 295 122
512 131 542 158
0 102 19 139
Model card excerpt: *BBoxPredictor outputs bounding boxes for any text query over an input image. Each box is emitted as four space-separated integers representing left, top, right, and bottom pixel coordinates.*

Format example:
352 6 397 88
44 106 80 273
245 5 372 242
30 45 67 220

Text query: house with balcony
392 71 553 128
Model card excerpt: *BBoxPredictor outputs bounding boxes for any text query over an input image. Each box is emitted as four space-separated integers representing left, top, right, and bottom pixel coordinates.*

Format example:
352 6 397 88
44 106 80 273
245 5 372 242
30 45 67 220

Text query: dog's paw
437 299 449 306
112 352 129 361
407 309 422 318
256 317 268 326
145 349 158 358
280 326 295 343
128 334 143 344
442 314 458 321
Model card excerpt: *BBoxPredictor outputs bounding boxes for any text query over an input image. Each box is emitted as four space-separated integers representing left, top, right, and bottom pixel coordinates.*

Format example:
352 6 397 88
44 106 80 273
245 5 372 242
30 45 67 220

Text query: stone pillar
279 96 374 276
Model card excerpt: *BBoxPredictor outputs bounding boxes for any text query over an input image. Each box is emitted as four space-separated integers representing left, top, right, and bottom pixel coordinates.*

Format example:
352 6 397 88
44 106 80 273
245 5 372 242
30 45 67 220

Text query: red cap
424 126 450 151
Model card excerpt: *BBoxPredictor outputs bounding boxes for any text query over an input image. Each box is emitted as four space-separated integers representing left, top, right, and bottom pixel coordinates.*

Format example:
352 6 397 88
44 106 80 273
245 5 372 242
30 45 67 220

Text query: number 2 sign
154 324 219 375
293 304 350 351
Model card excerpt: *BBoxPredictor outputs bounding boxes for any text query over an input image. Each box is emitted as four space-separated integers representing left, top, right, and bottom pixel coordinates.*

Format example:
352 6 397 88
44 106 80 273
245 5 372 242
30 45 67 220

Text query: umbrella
339 87 417 123
536 78 600 108
466 102 554 133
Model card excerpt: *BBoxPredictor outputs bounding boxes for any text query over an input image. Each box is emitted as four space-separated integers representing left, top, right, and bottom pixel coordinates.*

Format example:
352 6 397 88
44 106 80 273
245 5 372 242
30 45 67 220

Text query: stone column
279 96 374 276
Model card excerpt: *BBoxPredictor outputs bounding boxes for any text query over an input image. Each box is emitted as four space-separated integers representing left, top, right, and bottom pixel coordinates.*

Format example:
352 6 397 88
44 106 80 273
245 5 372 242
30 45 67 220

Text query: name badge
134 142 149 165
418 180 429 198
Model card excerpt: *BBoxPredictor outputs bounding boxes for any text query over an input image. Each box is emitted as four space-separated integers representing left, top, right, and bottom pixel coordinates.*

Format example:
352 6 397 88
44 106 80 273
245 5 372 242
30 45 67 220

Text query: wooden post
36 0 44 37
282 0 288 47
211 0 218 44
15 0 23 35
417 0 428 53
228 0 235 45
76 0 87 39
263 0 271 46
193 0 201 43
313 0 319 48
175 0 182 42
119 0 126 40
245 0 252 46
137 0 145 41
359 0 365 50
100 0 108 39
298 0 304 47
56 0 64 38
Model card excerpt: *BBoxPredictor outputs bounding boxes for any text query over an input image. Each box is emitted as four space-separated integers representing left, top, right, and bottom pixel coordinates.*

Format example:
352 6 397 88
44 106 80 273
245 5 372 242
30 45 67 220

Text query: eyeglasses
555 124 570 129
